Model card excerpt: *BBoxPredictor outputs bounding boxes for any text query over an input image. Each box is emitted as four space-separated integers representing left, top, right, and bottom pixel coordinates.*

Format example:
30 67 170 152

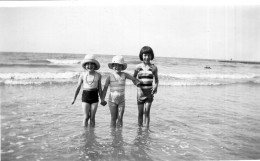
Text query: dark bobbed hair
139 46 154 61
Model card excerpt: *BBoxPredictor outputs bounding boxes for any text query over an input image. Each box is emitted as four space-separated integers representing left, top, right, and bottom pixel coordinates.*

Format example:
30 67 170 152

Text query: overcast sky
0 1 260 61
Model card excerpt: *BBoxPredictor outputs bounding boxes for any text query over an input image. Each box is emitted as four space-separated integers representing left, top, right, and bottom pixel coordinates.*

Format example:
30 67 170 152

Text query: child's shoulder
151 64 157 69
105 73 113 80
79 72 85 77
94 71 102 79
135 63 143 70
95 71 101 76
137 63 143 67
151 64 158 74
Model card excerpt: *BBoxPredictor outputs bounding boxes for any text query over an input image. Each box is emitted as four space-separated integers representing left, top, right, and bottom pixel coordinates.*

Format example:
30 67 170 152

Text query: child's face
142 53 152 64
85 62 96 71
113 63 123 72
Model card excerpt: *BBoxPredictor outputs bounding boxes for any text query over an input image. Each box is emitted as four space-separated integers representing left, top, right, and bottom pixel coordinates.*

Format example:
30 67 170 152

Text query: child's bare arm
98 74 107 106
125 72 141 86
152 66 159 94
132 69 138 84
97 73 102 100
72 74 83 104
101 76 110 101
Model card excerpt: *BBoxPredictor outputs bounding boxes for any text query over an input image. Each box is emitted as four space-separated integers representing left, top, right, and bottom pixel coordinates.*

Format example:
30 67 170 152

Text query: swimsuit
82 90 99 104
81 71 100 104
108 72 126 106
136 64 154 104
82 71 99 90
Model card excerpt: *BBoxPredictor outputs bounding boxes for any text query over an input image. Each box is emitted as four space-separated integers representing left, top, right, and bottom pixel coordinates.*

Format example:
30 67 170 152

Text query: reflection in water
131 127 153 161
78 127 129 160
79 127 99 160
77 127 153 160
110 127 128 160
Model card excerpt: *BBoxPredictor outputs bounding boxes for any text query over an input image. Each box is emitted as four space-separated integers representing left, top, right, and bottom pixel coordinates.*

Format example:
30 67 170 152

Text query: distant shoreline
217 60 260 65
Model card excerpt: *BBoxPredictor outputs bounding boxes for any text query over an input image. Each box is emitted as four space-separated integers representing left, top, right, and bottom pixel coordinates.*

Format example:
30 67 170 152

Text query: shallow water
1 84 260 160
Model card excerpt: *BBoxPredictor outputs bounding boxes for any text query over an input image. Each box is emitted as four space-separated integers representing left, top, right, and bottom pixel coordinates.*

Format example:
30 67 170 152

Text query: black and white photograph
1 0 260 160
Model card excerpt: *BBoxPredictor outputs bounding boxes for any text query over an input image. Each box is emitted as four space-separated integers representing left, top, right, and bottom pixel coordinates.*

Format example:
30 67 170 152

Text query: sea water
1 52 260 160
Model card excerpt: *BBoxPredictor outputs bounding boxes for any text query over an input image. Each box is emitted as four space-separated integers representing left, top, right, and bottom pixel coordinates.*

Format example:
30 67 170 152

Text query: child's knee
84 114 90 119
111 115 117 121
144 111 150 117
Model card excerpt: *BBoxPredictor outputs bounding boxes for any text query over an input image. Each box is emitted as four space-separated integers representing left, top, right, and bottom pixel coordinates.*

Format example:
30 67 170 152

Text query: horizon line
1 51 260 64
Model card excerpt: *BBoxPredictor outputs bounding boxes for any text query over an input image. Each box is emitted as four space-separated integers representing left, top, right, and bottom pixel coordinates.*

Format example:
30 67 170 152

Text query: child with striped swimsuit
133 46 159 127
102 55 141 127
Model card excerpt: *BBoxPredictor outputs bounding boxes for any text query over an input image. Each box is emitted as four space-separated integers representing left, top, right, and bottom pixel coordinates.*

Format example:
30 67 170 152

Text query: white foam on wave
252 79 260 84
1 72 257 80
3 79 76 85
125 80 223 86
0 72 80 80
1 72 259 86
159 73 257 80
2 79 258 86
47 59 80 65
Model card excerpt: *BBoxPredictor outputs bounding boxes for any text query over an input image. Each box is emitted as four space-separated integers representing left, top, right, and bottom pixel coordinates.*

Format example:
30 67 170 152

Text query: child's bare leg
144 102 152 127
138 104 144 127
109 102 118 128
117 102 125 127
143 105 147 125
90 102 98 127
82 102 91 127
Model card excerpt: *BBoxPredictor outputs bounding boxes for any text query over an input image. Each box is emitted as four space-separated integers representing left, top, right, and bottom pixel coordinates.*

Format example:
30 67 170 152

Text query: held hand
135 80 141 86
100 100 107 106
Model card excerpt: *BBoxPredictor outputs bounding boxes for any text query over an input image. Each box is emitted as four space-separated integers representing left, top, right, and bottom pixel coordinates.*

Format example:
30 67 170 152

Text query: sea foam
159 73 257 80
47 59 80 65
0 72 79 80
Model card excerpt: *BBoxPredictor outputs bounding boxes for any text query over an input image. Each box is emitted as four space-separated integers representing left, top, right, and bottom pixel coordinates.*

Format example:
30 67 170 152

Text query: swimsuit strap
110 72 125 93
111 72 125 82
140 63 154 71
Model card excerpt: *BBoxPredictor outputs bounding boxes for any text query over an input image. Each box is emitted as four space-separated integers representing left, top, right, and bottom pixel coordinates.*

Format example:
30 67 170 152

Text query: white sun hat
81 54 100 70
108 55 127 70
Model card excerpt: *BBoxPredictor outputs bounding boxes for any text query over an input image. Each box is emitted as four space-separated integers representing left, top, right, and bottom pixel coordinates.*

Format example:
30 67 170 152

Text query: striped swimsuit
136 63 155 103
109 72 126 105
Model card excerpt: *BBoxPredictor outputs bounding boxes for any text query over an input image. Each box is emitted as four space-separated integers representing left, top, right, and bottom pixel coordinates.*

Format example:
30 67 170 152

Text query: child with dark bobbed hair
133 46 159 128
139 46 154 61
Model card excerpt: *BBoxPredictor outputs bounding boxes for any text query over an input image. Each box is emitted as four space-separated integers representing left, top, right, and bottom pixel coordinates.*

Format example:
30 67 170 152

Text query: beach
1 52 260 160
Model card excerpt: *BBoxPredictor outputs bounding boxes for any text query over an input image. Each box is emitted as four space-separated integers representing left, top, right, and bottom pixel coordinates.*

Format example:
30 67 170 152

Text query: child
101 55 140 128
133 46 159 127
72 54 106 127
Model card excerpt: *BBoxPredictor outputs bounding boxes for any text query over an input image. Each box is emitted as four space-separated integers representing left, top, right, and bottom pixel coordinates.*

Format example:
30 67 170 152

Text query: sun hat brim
81 59 100 70
108 63 127 70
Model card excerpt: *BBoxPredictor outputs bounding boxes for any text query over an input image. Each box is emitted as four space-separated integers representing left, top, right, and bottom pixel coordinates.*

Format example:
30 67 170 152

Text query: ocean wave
1 72 259 86
1 79 77 85
0 72 258 80
47 59 80 65
159 73 257 80
0 72 80 80
220 64 238 68
0 63 68 68
30 60 50 63
0 79 224 86
1 78 259 86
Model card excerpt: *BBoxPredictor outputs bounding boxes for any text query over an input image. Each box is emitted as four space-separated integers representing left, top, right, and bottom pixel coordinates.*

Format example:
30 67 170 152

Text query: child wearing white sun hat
72 54 106 127
101 55 141 127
